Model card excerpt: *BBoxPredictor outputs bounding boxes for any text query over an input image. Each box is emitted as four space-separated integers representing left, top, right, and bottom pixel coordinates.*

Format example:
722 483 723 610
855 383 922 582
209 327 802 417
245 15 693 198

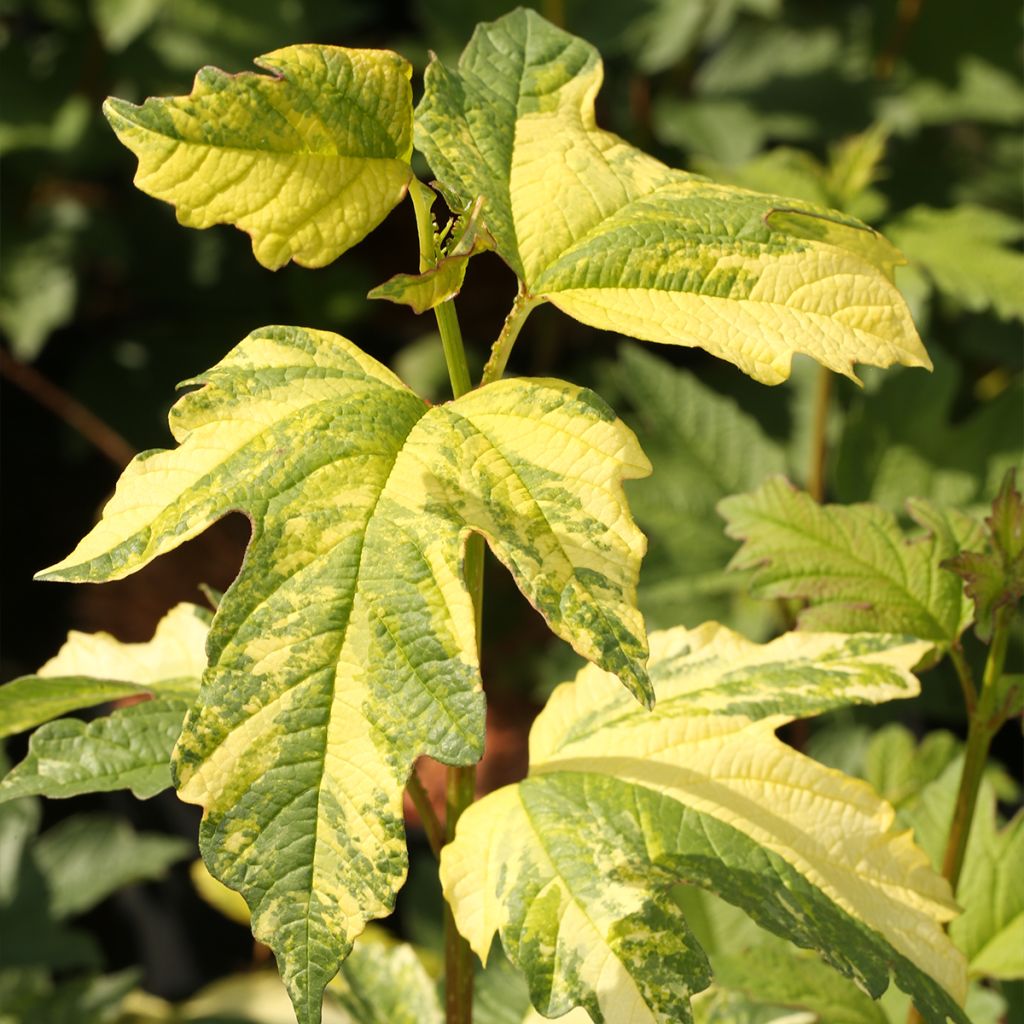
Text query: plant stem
940 608 1012 891
807 365 832 502
948 643 977 716
480 285 541 386
0 348 135 468
406 765 444 860
410 177 481 1024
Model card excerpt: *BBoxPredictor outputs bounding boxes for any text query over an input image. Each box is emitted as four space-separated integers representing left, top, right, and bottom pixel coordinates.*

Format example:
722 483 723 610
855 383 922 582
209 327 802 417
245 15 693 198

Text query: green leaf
33 814 190 919
104 45 414 270
37 324 651 1024
441 625 966 1024
415 9 928 385
719 477 983 644
90 0 167 52
0 601 209 738
610 345 785 627
886 205 1024 322
369 192 493 313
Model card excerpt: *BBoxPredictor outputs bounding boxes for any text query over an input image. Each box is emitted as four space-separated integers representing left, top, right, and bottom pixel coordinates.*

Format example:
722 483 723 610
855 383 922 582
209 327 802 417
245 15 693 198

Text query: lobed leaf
415 9 929 385
719 476 982 644
104 45 414 270
37 324 651 1024
441 625 967 1024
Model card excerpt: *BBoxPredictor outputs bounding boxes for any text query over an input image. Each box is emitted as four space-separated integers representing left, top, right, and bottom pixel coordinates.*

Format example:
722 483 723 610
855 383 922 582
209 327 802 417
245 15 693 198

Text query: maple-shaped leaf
0 602 209 801
441 624 967 1024
944 469 1024 641
36 324 651 1024
415 9 929 385
719 476 983 645
104 45 414 270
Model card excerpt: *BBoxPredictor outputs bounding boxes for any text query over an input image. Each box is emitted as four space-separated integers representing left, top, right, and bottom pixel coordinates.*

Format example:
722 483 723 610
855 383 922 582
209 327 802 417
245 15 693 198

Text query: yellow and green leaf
441 624 967 1024
36 324 651 1024
0 603 210 800
415 9 929 385
104 45 414 270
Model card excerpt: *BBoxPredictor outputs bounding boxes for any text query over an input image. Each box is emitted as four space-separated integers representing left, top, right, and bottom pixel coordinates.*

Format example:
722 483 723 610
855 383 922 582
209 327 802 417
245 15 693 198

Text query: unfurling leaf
415 9 929 385
441 625 967 1024
104 46 414 270
37 324 651 1024
719 476 983 645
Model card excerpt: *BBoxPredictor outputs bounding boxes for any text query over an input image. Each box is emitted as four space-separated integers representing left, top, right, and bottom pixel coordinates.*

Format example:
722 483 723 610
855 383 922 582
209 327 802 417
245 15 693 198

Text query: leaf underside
36 324 652 1024
104 45 414 270
442 625 968 1024
415 9 929 385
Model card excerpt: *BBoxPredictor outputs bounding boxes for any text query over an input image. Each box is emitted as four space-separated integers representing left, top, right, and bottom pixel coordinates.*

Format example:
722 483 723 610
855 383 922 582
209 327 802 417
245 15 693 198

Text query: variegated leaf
37 324 651 1024
0 602 210 800
441 625 967 1024
104 46 413 270
415 9 929 385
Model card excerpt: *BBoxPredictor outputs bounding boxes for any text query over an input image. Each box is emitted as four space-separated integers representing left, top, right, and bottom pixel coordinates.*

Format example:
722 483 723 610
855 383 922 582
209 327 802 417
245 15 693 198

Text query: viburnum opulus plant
8 8 1019 1024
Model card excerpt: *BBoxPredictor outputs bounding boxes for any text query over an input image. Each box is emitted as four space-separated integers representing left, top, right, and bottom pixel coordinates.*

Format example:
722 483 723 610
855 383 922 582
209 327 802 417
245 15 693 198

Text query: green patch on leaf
415 9 928 385
104 45 414 270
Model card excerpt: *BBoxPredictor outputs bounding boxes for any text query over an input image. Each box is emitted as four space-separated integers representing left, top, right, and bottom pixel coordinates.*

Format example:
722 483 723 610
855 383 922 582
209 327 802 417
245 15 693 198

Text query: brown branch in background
876 0 925 79
0 348 135 468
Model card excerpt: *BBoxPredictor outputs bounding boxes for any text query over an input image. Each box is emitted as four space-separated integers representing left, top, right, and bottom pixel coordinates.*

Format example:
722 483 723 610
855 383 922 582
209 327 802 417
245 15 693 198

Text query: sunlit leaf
37 324 651 1023
441 625 966 1024
415 9 927 385
105 45 414 269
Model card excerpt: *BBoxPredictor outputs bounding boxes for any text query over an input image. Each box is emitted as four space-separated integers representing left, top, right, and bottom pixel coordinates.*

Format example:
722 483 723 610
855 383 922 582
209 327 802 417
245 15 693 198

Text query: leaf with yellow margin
441 625 968 1024
36 324 651 1024
104 46 413 270
415 9 930 384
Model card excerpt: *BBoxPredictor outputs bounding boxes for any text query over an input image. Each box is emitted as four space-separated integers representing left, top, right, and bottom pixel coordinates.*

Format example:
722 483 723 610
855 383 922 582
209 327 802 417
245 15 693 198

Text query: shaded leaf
442 625 966 1024
719 477 983 644
38 324 651 1023
415 9 928 385
105 45 414 269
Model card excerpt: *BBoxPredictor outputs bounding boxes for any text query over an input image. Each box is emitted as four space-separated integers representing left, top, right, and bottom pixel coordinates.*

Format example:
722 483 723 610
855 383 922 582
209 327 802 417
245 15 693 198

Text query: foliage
1 3 1020 1024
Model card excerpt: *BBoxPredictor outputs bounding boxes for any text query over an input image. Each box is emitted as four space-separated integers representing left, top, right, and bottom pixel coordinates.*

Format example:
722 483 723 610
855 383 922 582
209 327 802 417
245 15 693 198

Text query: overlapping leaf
719 476 983 644
0 603 209 801
415 8 928 385
441 624 967 1024
104 45 414 270
36 324 651 1024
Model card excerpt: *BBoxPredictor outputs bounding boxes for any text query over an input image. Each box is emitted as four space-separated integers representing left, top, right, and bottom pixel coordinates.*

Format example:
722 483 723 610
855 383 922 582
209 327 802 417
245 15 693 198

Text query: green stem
410 177 481 1024
480 285 541 386
940 608 1012 891
808 365 832 503
948 643 977 716
406 765 444 860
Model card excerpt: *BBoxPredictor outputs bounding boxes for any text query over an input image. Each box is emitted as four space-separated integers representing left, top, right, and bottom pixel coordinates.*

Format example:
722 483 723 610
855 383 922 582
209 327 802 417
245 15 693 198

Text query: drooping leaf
719 476 983 644
886 205 1024 322
33 814 190 919
104 45 414 270
0 601 209 738
415 9 928 385
609 344 785 628
441 624 966 1024
369 189 493 313
37 324 651 1024
0 603 210 801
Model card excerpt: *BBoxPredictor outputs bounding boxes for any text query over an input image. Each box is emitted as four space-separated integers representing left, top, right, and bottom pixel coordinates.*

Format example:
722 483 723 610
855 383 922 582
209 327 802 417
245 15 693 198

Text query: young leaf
0 603 210 802
104 46 414 270
415 9 929 385
944 469 1024 642
36 324 651 1024
0 601 210 738
441 625 966 1024
719 477 983 644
